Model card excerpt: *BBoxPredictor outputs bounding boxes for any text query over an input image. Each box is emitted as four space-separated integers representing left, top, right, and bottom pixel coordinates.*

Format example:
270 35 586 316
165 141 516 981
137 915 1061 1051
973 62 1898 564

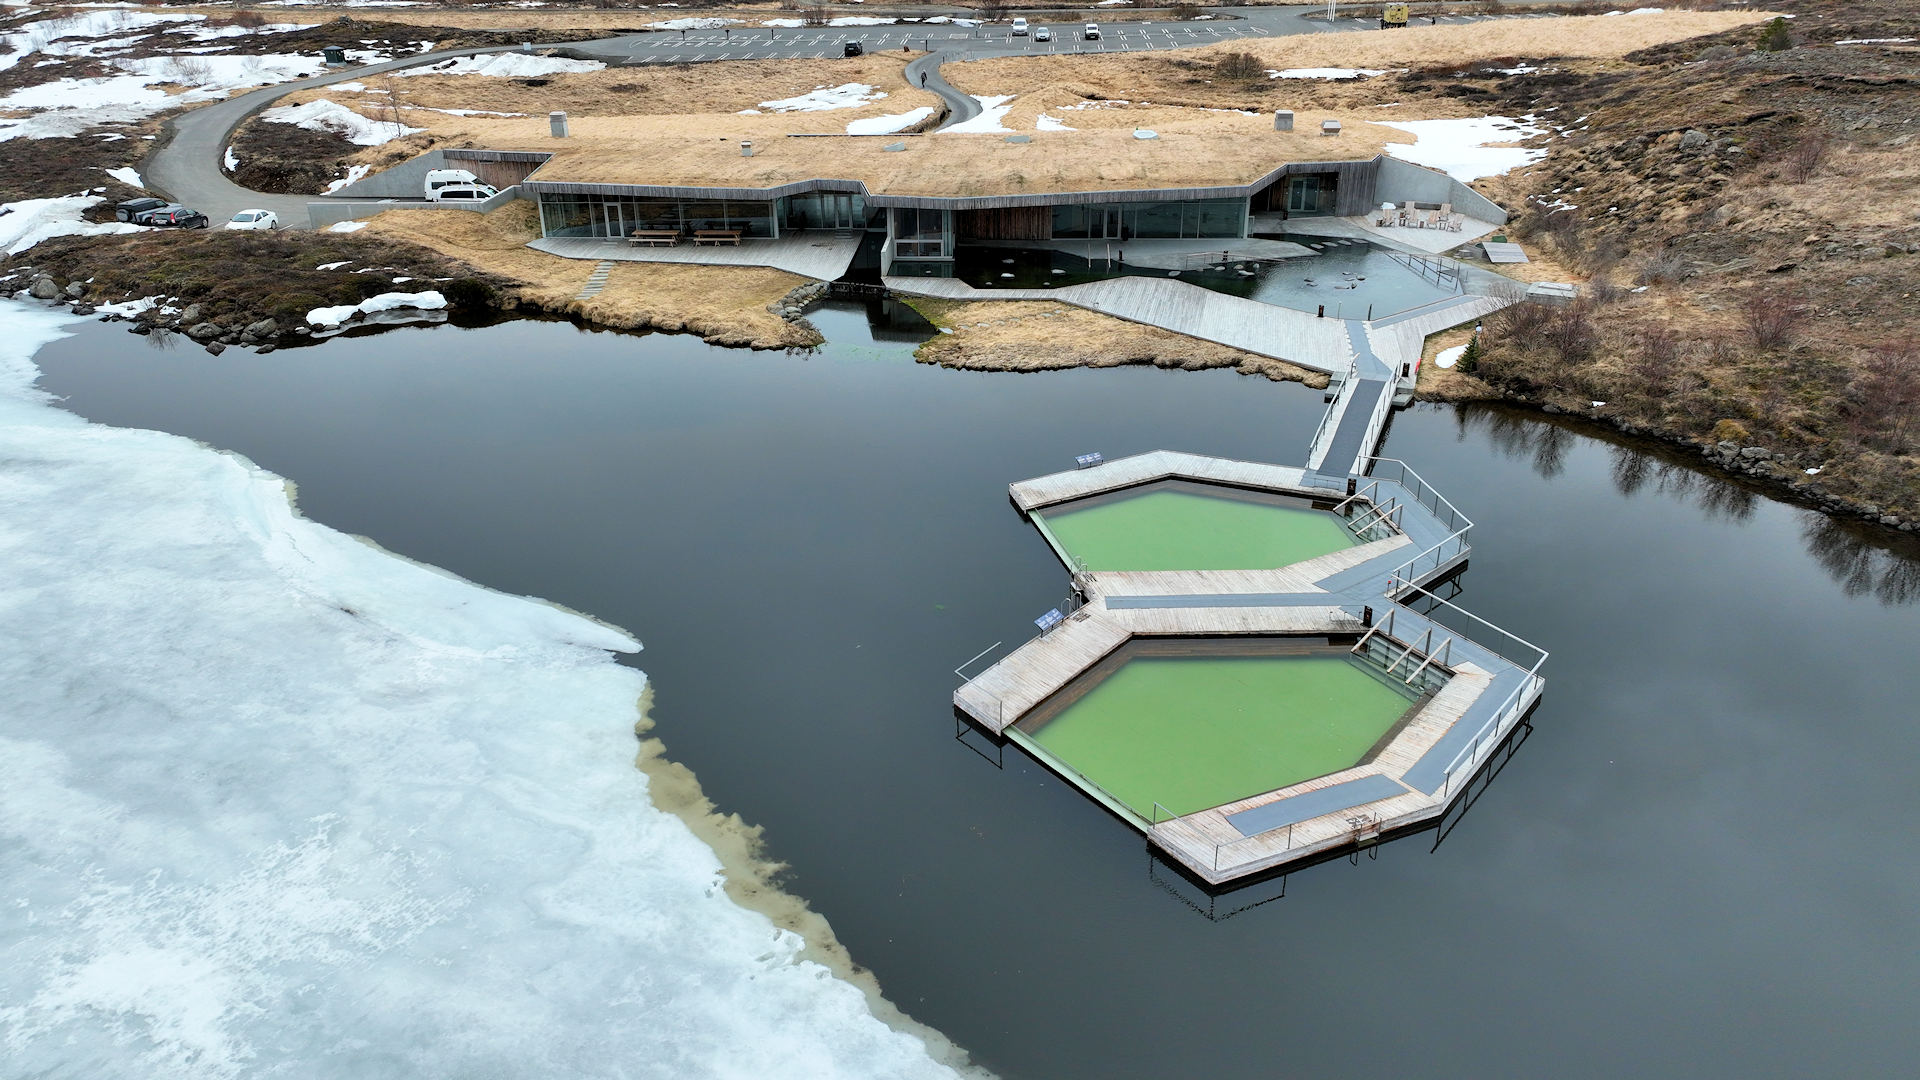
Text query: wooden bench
692 229 743 246
627 230 681 247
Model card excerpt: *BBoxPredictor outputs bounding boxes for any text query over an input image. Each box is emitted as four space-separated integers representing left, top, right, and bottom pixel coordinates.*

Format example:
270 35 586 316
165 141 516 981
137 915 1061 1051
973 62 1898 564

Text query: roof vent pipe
1274 110 1294 132
741 140 754 157
549 111 569 138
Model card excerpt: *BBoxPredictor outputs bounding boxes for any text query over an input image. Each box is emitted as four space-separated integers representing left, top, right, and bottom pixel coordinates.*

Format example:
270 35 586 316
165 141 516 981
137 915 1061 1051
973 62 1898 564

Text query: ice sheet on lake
0 300 962 1080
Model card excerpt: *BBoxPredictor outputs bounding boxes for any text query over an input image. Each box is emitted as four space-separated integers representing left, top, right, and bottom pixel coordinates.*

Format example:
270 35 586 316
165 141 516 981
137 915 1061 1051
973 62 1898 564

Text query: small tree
1785 133 1831 184
1458 333 1483 374
1215 51 1265 82
1742 289 1805 351
1757 17 1793 53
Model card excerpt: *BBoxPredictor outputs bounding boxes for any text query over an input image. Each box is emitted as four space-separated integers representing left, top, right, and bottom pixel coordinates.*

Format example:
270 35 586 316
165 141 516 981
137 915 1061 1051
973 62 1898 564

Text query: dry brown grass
908 297 1325 385
952 10 1776 101
576 262 813 348
284 52 935 120
1416 325 1498 402
357 202 811 347
481 109 1397 194
222 4 794 32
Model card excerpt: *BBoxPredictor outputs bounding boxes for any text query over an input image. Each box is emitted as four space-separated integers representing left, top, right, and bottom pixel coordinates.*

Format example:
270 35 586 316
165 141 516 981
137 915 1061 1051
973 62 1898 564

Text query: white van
423 168 482 196
1011 17 1028 36
425 182 499 203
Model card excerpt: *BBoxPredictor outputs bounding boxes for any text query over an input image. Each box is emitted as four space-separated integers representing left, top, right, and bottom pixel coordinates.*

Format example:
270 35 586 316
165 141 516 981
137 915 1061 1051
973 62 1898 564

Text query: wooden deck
1009 450 1322 513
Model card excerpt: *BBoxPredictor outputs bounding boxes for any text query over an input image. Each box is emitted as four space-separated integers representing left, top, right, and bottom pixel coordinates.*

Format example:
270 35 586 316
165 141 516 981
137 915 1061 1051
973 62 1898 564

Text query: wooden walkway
884 274 1357 375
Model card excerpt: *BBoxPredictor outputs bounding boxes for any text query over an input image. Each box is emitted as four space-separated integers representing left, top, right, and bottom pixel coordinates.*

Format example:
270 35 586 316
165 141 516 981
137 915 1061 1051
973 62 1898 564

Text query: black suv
843 40 864 57
115 197 166 222
135 204 211 229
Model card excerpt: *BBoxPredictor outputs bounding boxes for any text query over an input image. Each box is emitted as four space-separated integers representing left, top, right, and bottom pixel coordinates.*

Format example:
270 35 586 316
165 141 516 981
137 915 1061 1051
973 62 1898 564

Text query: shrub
1742 289 1805 351
1785 133 1830 184
444 277 497 310
1633 250 1686 286
1711 419 1750 444
1757 16 1792 52
1490 299 1554 342
1215 52 1265 81
1542 304 1598 363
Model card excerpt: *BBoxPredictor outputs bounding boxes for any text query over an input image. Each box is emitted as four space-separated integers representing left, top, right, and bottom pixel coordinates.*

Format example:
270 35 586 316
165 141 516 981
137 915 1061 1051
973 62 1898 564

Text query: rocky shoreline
17 274 1911 538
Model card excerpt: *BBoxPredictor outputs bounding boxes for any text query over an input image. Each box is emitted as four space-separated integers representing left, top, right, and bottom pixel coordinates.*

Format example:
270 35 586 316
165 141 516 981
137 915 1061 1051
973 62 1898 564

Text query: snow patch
753 83 885 113
395 53 604 78
1435 344 1467 369
325 220 367 233
646 17 740 30
260 99 422 146
1268 68 1388 80
222 144 238 172
1377 115 1548 182
325 164 373 193
0 194 143 255
940 95 1016 134
1035 113 1076 132
845 106 934 135
101 166 142 189
306 290 446 327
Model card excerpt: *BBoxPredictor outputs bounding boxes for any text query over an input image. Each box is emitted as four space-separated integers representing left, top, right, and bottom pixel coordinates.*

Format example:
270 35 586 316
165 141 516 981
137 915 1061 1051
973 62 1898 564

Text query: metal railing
1304 358 1359 468
1378 582 1550 801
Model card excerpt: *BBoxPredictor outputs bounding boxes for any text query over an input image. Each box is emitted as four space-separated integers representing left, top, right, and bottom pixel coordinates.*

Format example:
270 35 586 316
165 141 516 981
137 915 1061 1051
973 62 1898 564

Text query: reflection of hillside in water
1452 404 1920 605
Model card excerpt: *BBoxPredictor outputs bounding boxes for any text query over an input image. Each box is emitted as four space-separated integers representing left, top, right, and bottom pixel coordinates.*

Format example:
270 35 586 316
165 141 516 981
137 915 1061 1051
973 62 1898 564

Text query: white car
1034 26 1052 42
1083 23 1101 40
225 209 279 231
1011 17 1028 36
425 182 499 204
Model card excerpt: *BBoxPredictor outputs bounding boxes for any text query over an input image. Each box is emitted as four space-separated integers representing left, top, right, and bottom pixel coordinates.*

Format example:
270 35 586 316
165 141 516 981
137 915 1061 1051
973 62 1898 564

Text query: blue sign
1034 608 1064 632
1075 452 1104 469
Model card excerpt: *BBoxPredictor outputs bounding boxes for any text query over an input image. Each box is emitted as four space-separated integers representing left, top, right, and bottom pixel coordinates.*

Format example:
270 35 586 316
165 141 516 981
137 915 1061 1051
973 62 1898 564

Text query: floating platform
955 450 1545 887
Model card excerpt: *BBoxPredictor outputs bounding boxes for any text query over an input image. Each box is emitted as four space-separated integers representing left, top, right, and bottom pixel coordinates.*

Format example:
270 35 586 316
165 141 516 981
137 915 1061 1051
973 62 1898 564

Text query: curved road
147 5 1562 226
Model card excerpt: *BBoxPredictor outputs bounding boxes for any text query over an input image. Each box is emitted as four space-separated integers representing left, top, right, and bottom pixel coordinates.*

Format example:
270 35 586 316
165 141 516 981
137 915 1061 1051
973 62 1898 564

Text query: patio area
1263 213 1503 255
528 230 863 280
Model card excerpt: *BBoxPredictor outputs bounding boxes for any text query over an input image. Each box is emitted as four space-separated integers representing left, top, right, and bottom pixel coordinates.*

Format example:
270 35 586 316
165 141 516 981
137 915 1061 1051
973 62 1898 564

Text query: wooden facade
955 206 1051 241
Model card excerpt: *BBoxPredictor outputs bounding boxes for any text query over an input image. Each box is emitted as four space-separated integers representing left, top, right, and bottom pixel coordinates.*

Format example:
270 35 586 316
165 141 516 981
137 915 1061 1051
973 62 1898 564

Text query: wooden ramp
885 274 1356 375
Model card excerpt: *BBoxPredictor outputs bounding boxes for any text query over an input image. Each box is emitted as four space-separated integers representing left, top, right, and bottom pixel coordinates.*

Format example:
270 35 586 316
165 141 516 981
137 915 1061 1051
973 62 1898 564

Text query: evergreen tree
1459 334 1483 374
1758 17 1793 53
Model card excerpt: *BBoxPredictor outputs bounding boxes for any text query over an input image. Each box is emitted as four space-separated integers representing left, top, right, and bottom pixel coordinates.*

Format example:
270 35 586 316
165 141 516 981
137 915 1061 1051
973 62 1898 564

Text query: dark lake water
34 303 1920 1079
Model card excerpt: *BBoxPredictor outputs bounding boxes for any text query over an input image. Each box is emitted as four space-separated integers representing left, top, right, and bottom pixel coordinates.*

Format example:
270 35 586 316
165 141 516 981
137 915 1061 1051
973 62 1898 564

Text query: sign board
1034 609 1064 633
1075 452 1104 470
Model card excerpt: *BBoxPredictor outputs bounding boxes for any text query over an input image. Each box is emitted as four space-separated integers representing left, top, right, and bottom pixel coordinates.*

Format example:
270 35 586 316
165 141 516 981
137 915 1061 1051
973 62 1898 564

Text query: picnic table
692 229 743 246
627 229 680 246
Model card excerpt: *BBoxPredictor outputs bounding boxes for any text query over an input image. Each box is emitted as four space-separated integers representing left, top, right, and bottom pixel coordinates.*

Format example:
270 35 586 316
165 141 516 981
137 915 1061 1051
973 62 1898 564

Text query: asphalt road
145 5 1565 227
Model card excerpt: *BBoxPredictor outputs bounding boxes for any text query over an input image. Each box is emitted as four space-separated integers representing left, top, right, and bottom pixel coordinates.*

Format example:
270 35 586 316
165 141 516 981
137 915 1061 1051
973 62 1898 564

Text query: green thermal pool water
1026 653 1416 819
1034 484 1357 571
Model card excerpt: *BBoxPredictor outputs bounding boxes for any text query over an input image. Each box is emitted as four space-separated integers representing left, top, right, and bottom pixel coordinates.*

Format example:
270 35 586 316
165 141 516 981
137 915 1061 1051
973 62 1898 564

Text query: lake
33 301 1920 1078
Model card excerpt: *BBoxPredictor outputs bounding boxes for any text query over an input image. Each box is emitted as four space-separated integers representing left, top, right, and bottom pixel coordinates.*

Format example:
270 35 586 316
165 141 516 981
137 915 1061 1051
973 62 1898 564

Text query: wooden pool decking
955 446 1545 887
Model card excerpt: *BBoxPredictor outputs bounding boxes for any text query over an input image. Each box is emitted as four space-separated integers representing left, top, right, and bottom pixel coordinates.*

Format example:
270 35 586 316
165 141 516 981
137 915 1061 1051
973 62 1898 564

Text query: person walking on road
920 71 928 87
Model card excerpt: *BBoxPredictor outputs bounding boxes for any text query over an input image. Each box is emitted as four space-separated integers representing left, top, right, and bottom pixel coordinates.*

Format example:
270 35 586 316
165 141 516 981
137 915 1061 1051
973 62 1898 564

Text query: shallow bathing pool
1016 639 1421 820
1032 479 1359 571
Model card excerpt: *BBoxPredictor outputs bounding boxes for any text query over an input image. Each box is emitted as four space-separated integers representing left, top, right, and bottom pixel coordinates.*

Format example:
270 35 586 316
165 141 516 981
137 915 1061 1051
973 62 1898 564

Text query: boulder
256 344 276 355
1739 446 1771 461
205 342 226 355
71 303 95 316
178 303 203 325
1680 129 1709 151
244 318 279 339
186 321 223 342
63 281 86 299
29 276 60 300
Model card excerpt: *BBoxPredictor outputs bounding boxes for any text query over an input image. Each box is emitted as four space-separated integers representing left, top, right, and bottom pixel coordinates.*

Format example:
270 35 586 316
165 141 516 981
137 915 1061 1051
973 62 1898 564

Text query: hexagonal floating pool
1011 637 1426 823
1030 479 1363 572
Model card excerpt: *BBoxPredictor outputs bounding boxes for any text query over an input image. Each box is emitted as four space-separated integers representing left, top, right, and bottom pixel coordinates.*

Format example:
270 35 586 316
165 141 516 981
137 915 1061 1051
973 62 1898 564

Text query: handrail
1388 525 1470 591
1363 457 1472 534
1384 580 1548 672
953 640 1004 682
1304 356 1360 468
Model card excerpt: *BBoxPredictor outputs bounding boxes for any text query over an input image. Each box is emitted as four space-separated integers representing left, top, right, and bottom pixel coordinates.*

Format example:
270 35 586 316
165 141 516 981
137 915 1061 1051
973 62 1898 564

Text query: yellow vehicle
1381 3 1410 29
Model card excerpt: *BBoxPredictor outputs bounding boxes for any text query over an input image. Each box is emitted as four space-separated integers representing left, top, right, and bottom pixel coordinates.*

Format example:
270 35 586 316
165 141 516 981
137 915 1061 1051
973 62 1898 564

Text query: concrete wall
1375 157 1507 224
305 185 524 228
324 149 452 200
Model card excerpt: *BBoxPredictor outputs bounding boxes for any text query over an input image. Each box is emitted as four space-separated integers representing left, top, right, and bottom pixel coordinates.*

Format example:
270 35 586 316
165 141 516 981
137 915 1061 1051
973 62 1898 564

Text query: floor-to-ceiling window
890 207 951 259
1047 198 1247 240
537 195 776 238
